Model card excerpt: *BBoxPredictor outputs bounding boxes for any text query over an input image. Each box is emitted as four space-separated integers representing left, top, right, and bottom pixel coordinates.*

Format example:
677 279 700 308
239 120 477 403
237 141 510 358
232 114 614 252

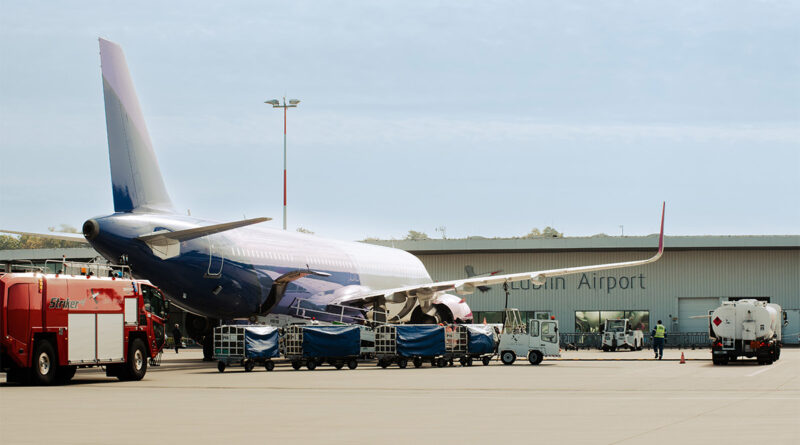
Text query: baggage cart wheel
334 360 344 370
482 356 491 366
528 350 543 365
413 358 423 368
398 358 408 369
306 360 317 371
430 358 437 367
265 361 275 372
448 359 454 367
459 357 467 367
217 361 226 373
292 361 302 370
378 359 389 369
501 351 516 365
466 357 473 367
436 358 446 368
244 360 255 372
347 359 358 370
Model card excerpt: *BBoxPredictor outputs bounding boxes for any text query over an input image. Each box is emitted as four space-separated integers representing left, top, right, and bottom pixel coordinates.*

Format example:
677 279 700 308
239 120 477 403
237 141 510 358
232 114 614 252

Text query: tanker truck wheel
32 340 57 385
500 351 516 365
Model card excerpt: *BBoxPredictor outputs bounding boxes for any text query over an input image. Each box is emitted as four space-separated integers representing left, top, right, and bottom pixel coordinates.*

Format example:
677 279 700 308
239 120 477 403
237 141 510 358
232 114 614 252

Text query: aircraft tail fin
99 38 173 213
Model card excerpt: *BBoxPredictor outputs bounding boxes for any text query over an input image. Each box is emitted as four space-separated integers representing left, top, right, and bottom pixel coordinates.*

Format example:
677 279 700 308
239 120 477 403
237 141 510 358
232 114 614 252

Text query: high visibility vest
655 325 666 338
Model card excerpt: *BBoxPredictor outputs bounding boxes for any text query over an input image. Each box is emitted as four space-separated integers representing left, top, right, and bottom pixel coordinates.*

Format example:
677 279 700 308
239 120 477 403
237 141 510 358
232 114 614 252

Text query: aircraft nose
82 219 100 240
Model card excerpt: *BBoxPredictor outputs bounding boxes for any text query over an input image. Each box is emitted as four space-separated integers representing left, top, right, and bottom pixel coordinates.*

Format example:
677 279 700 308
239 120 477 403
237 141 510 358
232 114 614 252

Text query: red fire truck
1 270 167 385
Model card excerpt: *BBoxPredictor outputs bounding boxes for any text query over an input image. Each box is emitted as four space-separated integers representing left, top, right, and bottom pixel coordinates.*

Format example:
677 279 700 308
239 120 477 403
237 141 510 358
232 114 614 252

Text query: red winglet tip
658 202 666 252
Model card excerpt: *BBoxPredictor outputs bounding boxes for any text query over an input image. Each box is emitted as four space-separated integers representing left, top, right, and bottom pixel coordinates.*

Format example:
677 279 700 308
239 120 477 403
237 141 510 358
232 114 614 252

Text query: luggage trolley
460 324 498 366
375 324 448 368
214 325 280 372
284 325 361 370
444 324 469 367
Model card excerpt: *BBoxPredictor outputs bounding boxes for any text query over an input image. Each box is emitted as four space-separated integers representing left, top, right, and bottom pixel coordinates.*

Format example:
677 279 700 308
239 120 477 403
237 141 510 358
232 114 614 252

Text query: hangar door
678 298 720 333
783 309 799 345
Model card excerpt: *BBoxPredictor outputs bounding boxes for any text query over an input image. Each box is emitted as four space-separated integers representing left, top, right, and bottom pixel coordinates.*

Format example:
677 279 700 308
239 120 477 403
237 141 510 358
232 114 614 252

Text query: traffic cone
679 352 686 364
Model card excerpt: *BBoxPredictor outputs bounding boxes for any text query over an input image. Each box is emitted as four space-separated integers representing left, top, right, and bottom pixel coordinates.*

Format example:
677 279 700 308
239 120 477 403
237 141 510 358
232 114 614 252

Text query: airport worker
172 323 183 354
652 320 666 360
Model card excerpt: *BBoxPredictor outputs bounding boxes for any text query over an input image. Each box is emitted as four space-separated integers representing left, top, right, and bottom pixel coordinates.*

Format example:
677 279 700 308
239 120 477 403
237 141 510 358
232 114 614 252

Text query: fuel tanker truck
709 299 785 366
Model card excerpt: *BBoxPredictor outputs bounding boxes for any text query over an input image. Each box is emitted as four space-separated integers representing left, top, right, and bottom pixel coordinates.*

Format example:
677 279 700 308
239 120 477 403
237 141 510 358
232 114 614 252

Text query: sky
1 1 798 241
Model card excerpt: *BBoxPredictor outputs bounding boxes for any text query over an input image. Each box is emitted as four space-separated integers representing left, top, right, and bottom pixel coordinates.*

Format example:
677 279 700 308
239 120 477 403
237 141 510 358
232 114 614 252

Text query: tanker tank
710 299 784 366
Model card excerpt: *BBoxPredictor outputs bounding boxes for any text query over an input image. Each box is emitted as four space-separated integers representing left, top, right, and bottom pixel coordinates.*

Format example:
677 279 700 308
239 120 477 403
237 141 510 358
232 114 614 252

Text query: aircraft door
205 241 224 278
6 284 31 349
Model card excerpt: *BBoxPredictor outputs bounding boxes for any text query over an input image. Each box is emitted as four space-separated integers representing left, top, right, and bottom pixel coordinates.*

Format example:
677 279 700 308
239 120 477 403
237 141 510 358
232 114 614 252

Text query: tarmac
1 348 798 445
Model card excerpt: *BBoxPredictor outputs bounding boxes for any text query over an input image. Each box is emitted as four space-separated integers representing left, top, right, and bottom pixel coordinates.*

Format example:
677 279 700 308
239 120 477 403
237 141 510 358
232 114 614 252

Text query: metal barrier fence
560 332 710 350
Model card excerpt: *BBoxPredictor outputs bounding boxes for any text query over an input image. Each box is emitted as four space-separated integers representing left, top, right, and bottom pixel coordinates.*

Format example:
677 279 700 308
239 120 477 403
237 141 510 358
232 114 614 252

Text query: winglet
658 201 665 254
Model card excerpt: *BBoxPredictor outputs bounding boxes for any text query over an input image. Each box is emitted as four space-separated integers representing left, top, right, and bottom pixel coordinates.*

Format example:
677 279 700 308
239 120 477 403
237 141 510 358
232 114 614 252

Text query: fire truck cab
1 270 167 385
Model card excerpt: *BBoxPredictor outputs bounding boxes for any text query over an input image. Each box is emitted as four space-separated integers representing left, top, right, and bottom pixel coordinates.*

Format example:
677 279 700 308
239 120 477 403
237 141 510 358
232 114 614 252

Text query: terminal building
2 235 798 344
368 235 799 345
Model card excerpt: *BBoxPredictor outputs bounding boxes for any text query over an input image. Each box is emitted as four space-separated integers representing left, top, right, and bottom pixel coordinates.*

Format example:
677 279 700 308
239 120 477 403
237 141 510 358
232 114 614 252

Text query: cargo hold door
205 241 224 278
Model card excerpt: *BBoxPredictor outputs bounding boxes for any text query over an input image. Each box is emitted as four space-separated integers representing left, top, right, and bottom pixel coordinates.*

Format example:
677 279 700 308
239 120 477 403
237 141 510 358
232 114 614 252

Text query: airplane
2 38 666 360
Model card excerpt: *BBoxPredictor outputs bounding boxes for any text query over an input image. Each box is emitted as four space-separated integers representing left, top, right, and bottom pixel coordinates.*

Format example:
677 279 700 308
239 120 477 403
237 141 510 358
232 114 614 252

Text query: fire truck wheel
347 359 358 370
528 350 543 365
500 351 516 365
121 338 147 381
32 340 57 385
482 356 491 366
217 362 226 372
56 365 77 384
265 361 275 372
306 360 317 371
244 360 255 372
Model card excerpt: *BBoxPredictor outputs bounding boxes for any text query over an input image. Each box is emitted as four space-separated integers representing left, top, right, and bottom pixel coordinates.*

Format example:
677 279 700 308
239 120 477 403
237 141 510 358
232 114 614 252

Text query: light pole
265 97 300 230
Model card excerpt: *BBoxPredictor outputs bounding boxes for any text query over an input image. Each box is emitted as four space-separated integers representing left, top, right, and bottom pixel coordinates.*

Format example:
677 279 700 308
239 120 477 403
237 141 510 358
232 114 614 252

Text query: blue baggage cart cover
466 325 496 355
302 325 361 358
396 325 445 357
244 326 280 359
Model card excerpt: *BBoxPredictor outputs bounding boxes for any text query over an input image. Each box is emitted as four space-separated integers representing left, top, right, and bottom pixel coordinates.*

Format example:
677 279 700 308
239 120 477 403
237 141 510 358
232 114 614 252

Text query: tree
405 230 430 241
522 226 563 239
296 227 314 235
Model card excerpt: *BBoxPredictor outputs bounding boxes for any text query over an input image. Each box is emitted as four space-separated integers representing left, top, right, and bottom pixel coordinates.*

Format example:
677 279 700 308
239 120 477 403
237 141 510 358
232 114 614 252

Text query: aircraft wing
136 217 270 243
0 229 89 243
331 202 665 307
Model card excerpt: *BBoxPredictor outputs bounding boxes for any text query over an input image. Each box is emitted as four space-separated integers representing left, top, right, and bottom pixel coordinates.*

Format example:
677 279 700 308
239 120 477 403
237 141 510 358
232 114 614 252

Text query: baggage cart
375 324 448 368
459 324 498 366
284 325 361 370
214 325 279 372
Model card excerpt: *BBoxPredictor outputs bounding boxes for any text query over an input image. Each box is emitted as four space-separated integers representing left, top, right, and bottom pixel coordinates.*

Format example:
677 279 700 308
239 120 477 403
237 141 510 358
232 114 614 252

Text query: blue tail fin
99 38 173 213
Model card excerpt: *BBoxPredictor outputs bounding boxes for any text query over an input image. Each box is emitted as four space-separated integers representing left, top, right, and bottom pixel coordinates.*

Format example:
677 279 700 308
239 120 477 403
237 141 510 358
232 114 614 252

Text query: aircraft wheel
500 351 516 365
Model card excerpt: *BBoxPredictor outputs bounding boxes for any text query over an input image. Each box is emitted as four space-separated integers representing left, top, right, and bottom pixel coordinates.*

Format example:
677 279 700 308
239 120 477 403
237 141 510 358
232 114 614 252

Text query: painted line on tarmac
551 358 711 361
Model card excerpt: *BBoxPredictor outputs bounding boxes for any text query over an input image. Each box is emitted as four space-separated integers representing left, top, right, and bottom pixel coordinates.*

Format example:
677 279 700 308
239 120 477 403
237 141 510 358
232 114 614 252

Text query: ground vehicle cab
498 308 560 365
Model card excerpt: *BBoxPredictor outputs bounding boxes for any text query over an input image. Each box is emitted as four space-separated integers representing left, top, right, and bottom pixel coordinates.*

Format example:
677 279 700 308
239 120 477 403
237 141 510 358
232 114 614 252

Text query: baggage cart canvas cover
466 325 495 355
396 325 446 357
245 326 280 358
302 325 361 358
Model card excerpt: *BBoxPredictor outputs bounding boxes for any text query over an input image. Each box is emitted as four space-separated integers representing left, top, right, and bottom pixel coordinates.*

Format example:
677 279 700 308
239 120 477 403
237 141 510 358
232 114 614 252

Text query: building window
473 310 551 325
575 310 649 333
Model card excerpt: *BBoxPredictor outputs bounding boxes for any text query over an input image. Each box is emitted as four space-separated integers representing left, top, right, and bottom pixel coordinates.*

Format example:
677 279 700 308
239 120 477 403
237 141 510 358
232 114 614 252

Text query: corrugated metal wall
417 249 800 338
